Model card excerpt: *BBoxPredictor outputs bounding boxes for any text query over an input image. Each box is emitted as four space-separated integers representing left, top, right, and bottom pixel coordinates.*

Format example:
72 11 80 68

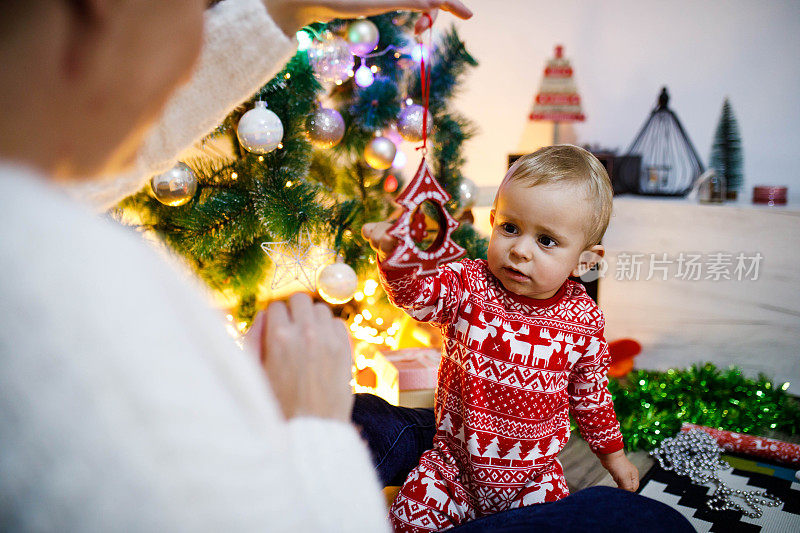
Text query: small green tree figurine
709 98 743 200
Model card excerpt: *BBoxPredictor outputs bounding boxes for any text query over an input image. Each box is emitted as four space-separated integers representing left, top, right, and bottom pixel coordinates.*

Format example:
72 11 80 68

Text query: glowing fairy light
363 279 378 296
355 64 374 87
411 43 429 63
296 30 313 51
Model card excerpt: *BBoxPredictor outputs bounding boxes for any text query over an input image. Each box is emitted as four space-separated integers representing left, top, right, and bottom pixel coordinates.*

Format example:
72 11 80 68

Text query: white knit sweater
0 1 389 531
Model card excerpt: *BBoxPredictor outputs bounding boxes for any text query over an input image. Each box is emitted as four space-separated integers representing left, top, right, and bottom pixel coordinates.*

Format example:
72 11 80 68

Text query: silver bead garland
650 429 782 518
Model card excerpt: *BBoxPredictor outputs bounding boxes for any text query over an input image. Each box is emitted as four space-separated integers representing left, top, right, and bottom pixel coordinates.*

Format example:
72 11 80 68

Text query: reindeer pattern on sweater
382 259 624 532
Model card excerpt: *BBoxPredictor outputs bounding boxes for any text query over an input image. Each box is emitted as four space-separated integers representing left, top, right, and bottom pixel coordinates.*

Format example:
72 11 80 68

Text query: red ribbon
418 13 433 153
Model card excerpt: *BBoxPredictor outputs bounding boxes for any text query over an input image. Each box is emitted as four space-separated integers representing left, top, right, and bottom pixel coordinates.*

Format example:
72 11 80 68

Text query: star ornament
261 232 336 292
385 158 466 276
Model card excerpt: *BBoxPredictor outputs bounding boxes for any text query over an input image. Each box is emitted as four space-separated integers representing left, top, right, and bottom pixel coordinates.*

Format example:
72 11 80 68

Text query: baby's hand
599 450 639 492
362 221 399 261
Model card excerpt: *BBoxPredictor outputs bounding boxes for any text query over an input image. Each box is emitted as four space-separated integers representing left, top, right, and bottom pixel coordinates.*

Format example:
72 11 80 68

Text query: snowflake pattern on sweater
381 259 624 532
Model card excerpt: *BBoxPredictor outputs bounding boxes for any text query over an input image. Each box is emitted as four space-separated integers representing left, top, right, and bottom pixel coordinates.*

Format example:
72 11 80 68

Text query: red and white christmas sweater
381 259 624 532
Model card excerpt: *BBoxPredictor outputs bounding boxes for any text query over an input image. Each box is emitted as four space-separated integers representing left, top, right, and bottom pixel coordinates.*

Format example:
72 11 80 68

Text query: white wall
443 0 800 200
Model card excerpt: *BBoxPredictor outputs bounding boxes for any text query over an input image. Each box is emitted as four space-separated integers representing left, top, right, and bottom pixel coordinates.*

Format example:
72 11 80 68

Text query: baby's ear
489 209 495 227
571 245 605 277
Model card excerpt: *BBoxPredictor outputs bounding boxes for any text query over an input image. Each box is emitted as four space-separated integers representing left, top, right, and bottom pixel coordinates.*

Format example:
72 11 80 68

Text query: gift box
681 423 800 466
383 348 442 391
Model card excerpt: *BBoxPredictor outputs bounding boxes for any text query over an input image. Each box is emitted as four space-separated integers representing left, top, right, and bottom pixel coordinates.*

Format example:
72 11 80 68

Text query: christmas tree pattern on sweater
381 259 624 532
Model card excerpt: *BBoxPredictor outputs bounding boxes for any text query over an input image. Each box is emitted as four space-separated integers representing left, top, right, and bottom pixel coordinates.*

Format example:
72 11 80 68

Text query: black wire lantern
625 87 704 196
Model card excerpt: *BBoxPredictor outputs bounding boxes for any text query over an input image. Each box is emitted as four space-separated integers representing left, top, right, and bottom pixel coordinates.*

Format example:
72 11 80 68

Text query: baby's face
487 180 595 300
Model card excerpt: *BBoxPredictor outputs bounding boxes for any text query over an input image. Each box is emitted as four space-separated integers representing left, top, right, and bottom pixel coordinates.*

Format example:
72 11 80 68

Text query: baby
362 145 638 532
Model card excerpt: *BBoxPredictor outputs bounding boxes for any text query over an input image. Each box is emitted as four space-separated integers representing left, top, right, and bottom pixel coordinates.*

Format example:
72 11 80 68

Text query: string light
411 43 429 63
363 279 378 296
355 64 374 87
295 30 313 51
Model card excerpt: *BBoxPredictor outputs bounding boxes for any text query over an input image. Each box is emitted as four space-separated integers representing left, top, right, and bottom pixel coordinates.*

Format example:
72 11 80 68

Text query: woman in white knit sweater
0 1 470 531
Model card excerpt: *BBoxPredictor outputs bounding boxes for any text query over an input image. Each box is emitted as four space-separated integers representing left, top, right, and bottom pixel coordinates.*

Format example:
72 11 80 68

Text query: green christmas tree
709 98 743 198
115 14 486 327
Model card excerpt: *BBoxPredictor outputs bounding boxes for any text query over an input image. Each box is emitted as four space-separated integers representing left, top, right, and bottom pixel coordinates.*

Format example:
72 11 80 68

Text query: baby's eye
538 235 557 248
500 222 518 234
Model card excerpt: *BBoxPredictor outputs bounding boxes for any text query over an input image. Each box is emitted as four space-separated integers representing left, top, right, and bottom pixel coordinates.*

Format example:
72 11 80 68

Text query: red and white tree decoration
385 159 465 276
383 15 465 276
529 45 585 123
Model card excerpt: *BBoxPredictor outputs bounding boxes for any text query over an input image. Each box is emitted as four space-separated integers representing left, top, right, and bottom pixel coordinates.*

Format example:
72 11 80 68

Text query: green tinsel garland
600 363 800 452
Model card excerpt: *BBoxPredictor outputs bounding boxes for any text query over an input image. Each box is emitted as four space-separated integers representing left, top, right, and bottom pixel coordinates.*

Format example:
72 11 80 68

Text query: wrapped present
383 348 442 391
354 342 399 406
681 423 800 466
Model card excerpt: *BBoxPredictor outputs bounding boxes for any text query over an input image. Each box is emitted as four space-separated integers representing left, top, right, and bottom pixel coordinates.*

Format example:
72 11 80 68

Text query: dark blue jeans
352 393 694 532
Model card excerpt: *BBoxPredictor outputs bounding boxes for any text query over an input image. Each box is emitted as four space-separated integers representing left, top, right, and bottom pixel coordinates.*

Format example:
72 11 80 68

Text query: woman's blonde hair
498 145 613 247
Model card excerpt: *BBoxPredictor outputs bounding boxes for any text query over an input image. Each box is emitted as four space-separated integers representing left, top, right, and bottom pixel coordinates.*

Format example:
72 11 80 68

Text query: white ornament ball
457 178 478 210
308 31 355 85
347 19 380 57
397 104 433 143
317 262 358 304
237 101 283 154
364 136 397 170
150 162 197 207
307 107 346 148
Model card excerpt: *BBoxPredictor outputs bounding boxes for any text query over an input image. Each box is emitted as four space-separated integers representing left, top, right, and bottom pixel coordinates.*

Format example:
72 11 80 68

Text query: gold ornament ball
347 19 380 57
364 136 397 170
397 104 433 143
150 162 197 207
317 263 358 304
307 107 346 148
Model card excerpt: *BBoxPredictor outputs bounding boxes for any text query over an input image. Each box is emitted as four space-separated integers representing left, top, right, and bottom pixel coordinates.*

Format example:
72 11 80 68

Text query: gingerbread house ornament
385 158 466 276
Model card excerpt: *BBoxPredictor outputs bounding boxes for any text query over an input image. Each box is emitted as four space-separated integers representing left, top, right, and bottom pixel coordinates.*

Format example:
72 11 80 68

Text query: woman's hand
263 0 473 37
254 293 354 422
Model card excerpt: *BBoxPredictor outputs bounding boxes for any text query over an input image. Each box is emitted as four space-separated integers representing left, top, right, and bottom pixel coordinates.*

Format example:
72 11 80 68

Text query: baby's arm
568 323 639 491
362 221 464 327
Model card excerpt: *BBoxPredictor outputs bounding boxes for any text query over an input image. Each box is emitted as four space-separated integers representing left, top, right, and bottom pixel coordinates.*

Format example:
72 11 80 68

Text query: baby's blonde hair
498 145 613 247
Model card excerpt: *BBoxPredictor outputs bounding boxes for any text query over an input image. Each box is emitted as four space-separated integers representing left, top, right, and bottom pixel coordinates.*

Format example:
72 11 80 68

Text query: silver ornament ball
397 104 433 143
457 178 478 210
308 31 354 85
307 107 346 149
346 19 380 57
364 136 397 170
237 101 283 154
150 162 197 207
317 262 358 304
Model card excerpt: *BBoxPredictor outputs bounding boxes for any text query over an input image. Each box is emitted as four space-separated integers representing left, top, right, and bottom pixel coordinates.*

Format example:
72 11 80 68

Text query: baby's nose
510 239 534 260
